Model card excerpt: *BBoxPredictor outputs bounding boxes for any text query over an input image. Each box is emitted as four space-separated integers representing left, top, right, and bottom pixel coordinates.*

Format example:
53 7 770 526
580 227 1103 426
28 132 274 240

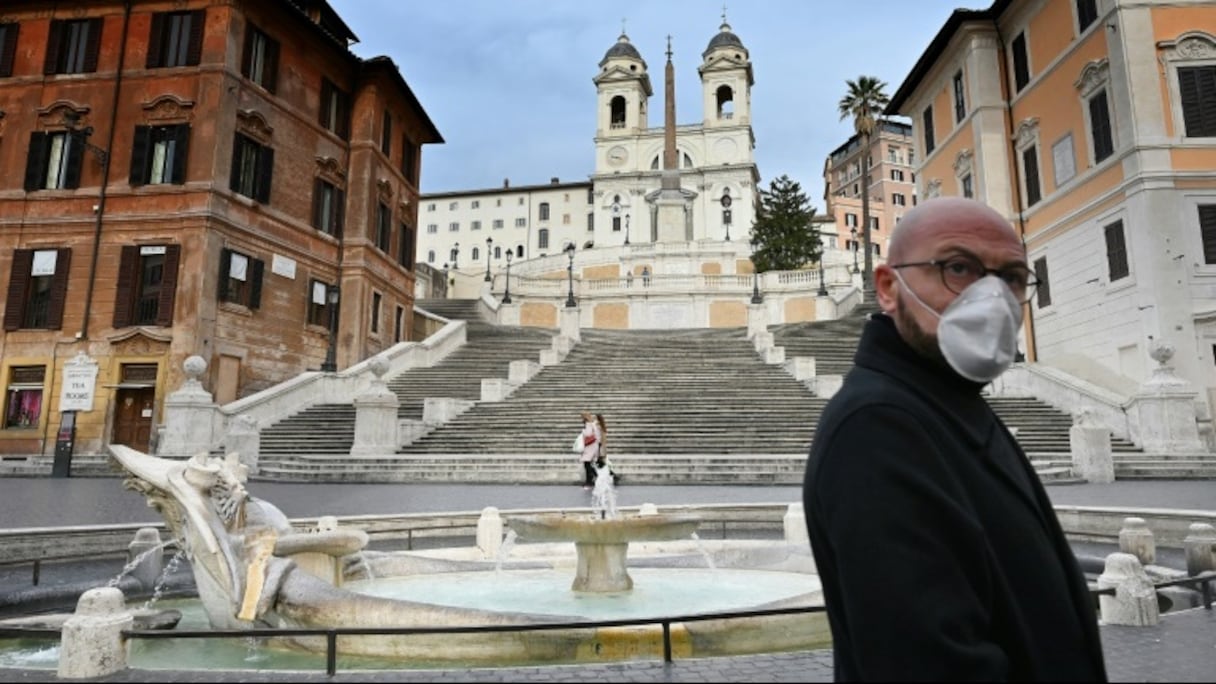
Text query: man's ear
874 265 898 314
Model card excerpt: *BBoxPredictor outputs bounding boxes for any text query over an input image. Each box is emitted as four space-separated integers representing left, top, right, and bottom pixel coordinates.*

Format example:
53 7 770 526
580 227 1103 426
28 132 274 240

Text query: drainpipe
79 0 131 341
994 17 1038 362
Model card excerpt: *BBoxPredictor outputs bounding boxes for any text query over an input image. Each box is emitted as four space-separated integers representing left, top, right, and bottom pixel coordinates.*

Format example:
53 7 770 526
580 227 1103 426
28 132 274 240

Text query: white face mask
894 272 1024 383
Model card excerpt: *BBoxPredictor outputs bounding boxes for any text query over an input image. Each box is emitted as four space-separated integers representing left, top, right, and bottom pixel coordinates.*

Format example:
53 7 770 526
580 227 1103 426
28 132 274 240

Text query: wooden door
112 387 155 451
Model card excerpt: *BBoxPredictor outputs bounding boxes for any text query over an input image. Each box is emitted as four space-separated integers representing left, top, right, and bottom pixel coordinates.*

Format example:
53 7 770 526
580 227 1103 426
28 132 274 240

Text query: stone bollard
1183 522 1216 576
477 507 503 560
126 527 164 591
317 515 339 532
783 503 808 547
1097 552 1159 626
58 587 133 679
1070 411 1114 484
1118 517 1156 566
224 414 260 475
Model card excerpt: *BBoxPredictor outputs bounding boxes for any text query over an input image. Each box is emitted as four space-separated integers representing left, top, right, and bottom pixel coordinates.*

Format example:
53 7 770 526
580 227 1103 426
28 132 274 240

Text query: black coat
803 314 1107 682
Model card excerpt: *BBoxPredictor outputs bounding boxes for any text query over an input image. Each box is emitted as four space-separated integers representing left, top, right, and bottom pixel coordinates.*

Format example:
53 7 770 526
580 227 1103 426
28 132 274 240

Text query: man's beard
896 294 949 368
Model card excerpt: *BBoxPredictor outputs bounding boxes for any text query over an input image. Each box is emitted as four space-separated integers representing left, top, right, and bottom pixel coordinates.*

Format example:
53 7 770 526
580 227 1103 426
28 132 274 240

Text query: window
4 366 45 429
953 70 966 123
492 219 504 229
472 200 481 209
845 213 858 228
241 24 279 93
1104 220 1129 281
448 221 459 232
494 246 502 259
130 124 190 185
922 106 936 155
401 135 418 184
449 201 458 211
1200 205 1216 264
1089 90 1115 163
44 18 102 75
307 279 335 327
471 220 482 231
610 96 626 128
515 218 526 227
426 223 438 234
961 174 974 199
612 216 621 232
1178 66 1216 138
381 111 392 156
1022 145 1042 207
0 23 19 78
869 217 880 231
3 249 71 331
230 133 273 202
427 250 435 263
563 214 571 225
375 203 392 252
113 244 180 327
587 188 594 204
371 292 382 334
146 10 204 69
587 213 594 231
471 247 480 262
394 305 404 343
516 246 524 258
426 203 436 212
892 193 906 206
398 223 415 269
311 179 345 237
217 248 264 309
449 247 459 262
24 131 84 191
539 202 550 221
891 169 905 182
1012 32 1030 93
1076 0 1099 33
538 228 549 250
319 78 350 138
518 197 525 206
1033 256 1051 307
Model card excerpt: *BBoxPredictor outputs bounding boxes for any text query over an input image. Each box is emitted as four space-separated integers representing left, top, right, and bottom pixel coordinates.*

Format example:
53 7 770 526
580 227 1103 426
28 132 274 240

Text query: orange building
0 0 442 459
823 119 918 261
888 0 1216 412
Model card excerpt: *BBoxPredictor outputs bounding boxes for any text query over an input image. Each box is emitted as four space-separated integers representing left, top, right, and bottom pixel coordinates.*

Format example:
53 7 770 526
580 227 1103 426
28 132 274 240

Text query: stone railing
496 266 859 300
991 363 1133 441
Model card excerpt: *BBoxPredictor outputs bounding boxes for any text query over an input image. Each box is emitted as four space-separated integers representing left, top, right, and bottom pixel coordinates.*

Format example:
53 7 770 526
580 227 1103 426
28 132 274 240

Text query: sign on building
60 353 99 412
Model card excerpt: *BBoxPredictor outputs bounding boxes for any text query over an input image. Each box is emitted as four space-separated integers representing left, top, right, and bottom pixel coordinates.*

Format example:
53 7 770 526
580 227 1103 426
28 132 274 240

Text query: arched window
449 248 458 262
516 245 524 258
610 96 626 128
494 246 501 259
539 202 550 221
427 250 435 263
716 85 735 119
651 152 696 169
471 247 480 261
683 152 693 168
538 228 549 249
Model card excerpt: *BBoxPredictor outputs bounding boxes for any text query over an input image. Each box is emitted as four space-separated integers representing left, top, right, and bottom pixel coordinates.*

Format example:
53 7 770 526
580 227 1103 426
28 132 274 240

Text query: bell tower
593 31 652 139
698 13 753 128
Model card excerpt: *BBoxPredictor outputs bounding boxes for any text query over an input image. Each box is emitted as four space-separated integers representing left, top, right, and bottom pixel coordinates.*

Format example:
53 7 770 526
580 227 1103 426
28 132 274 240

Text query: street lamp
452 242 459 269
624 213 631 245
564 242 577 308
321 284 340 372
502 250 513 304
721 192 733 241
484 236 493 282
850 226 860 274
750 236 763 304
817 235 829 297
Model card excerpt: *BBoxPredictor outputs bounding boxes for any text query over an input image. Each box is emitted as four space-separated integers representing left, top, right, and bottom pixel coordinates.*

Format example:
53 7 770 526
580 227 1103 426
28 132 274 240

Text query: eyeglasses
891 254 1041 304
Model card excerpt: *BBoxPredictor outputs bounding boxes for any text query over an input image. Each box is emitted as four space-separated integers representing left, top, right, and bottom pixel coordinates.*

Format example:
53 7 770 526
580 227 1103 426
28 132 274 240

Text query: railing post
662 621 673 663
32 559 40 586
326 631 337 676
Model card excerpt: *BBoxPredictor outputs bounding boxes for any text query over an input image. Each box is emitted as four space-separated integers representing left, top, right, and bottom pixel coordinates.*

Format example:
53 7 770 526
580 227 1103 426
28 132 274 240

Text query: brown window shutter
129 125 151 185
63 131 86 189
82 18 102 73
229 135 243 193
240 22 253 77
186 9 205 66
264 37 279 94
1200 205 1216 264
24 131 49 192
113 245 139 328
146 13 165 68
312 178 324 230
43 21 63 74
217 248 231 302
156 245 181 326
256 146 274 203
319 79 333 129
334 188 345 240
0 24 19 77
46 248 72 329
171 124 190 184
249 259 264 310
4 249 33 331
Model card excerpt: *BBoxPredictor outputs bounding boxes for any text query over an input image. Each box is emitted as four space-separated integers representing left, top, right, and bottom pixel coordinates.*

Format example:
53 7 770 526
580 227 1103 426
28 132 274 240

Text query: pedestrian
802 197 1107 681
641 266 650 286
593 413 618 485
574 410 600 490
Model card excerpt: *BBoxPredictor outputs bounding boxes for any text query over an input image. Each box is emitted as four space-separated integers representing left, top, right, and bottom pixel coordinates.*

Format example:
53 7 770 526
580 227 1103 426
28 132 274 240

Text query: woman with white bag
572 410 601 490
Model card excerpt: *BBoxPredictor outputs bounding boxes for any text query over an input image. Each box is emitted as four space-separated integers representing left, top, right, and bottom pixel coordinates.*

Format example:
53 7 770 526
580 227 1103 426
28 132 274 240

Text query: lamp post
721 192 733 241
624 213 630 245
484 236 493 282
750 236 763 304
850 226 860 274
502 250 513 304
817 235 829 297
321 284 340 372
452 242 459 269
564 242 577 308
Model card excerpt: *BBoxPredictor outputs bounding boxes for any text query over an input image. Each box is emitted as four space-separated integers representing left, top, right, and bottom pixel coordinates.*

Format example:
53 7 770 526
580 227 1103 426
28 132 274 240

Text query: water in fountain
689 532 718 571
351 551 377 580
106 540 171 588
590 465 617 519
494 529 518 576
141 548 186 611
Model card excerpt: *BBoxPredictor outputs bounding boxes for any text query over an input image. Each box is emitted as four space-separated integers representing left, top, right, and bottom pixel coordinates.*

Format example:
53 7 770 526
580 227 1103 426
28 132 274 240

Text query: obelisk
653 36 690 243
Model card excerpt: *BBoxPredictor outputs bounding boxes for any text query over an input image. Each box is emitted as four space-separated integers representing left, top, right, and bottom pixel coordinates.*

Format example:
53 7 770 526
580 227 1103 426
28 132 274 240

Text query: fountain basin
507 513 701 592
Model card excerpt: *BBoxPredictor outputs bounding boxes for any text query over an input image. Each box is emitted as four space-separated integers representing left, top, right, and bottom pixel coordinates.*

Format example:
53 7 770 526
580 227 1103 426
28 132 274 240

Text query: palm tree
838 76 890 296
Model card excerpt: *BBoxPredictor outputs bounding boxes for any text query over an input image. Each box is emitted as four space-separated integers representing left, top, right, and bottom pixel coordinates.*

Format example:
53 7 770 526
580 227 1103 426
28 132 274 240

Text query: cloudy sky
329 0 970 211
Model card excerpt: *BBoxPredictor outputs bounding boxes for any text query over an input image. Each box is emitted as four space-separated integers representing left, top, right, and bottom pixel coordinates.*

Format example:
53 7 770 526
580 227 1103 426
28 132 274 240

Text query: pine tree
749 175 820 273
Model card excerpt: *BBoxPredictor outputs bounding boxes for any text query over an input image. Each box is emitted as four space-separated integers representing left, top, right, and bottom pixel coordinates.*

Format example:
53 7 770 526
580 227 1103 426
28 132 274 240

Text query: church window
716 85 735 119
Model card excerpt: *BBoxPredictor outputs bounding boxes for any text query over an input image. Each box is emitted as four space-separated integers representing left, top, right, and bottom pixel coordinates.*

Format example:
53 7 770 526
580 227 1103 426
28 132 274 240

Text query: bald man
802 198 1107 681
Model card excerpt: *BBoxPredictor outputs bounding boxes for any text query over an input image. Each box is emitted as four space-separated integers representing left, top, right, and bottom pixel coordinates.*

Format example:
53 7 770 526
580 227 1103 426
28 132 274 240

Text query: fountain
0 445 826 671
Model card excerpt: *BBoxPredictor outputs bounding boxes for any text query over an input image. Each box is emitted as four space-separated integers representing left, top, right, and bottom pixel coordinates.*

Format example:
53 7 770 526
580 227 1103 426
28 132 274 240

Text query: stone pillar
762 346 786 365
481 378 516 402
1097 552 1159 626
752 331 774 353
224 414 260 475
422 398 475 426
783 503 809 546
1126 340 1205 453
157 355 219 457
784 357 817 382
398 419 428 446
1118 517 1156 566
1070 409 1115 484
509 360 540 384
551 336 572 355
350 356 400 456
126 527 164 591
477 506 503 560
560 307 581 342
747 302 768 339
1183 522 1216 576
58 587 133 679
814 375 844 398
